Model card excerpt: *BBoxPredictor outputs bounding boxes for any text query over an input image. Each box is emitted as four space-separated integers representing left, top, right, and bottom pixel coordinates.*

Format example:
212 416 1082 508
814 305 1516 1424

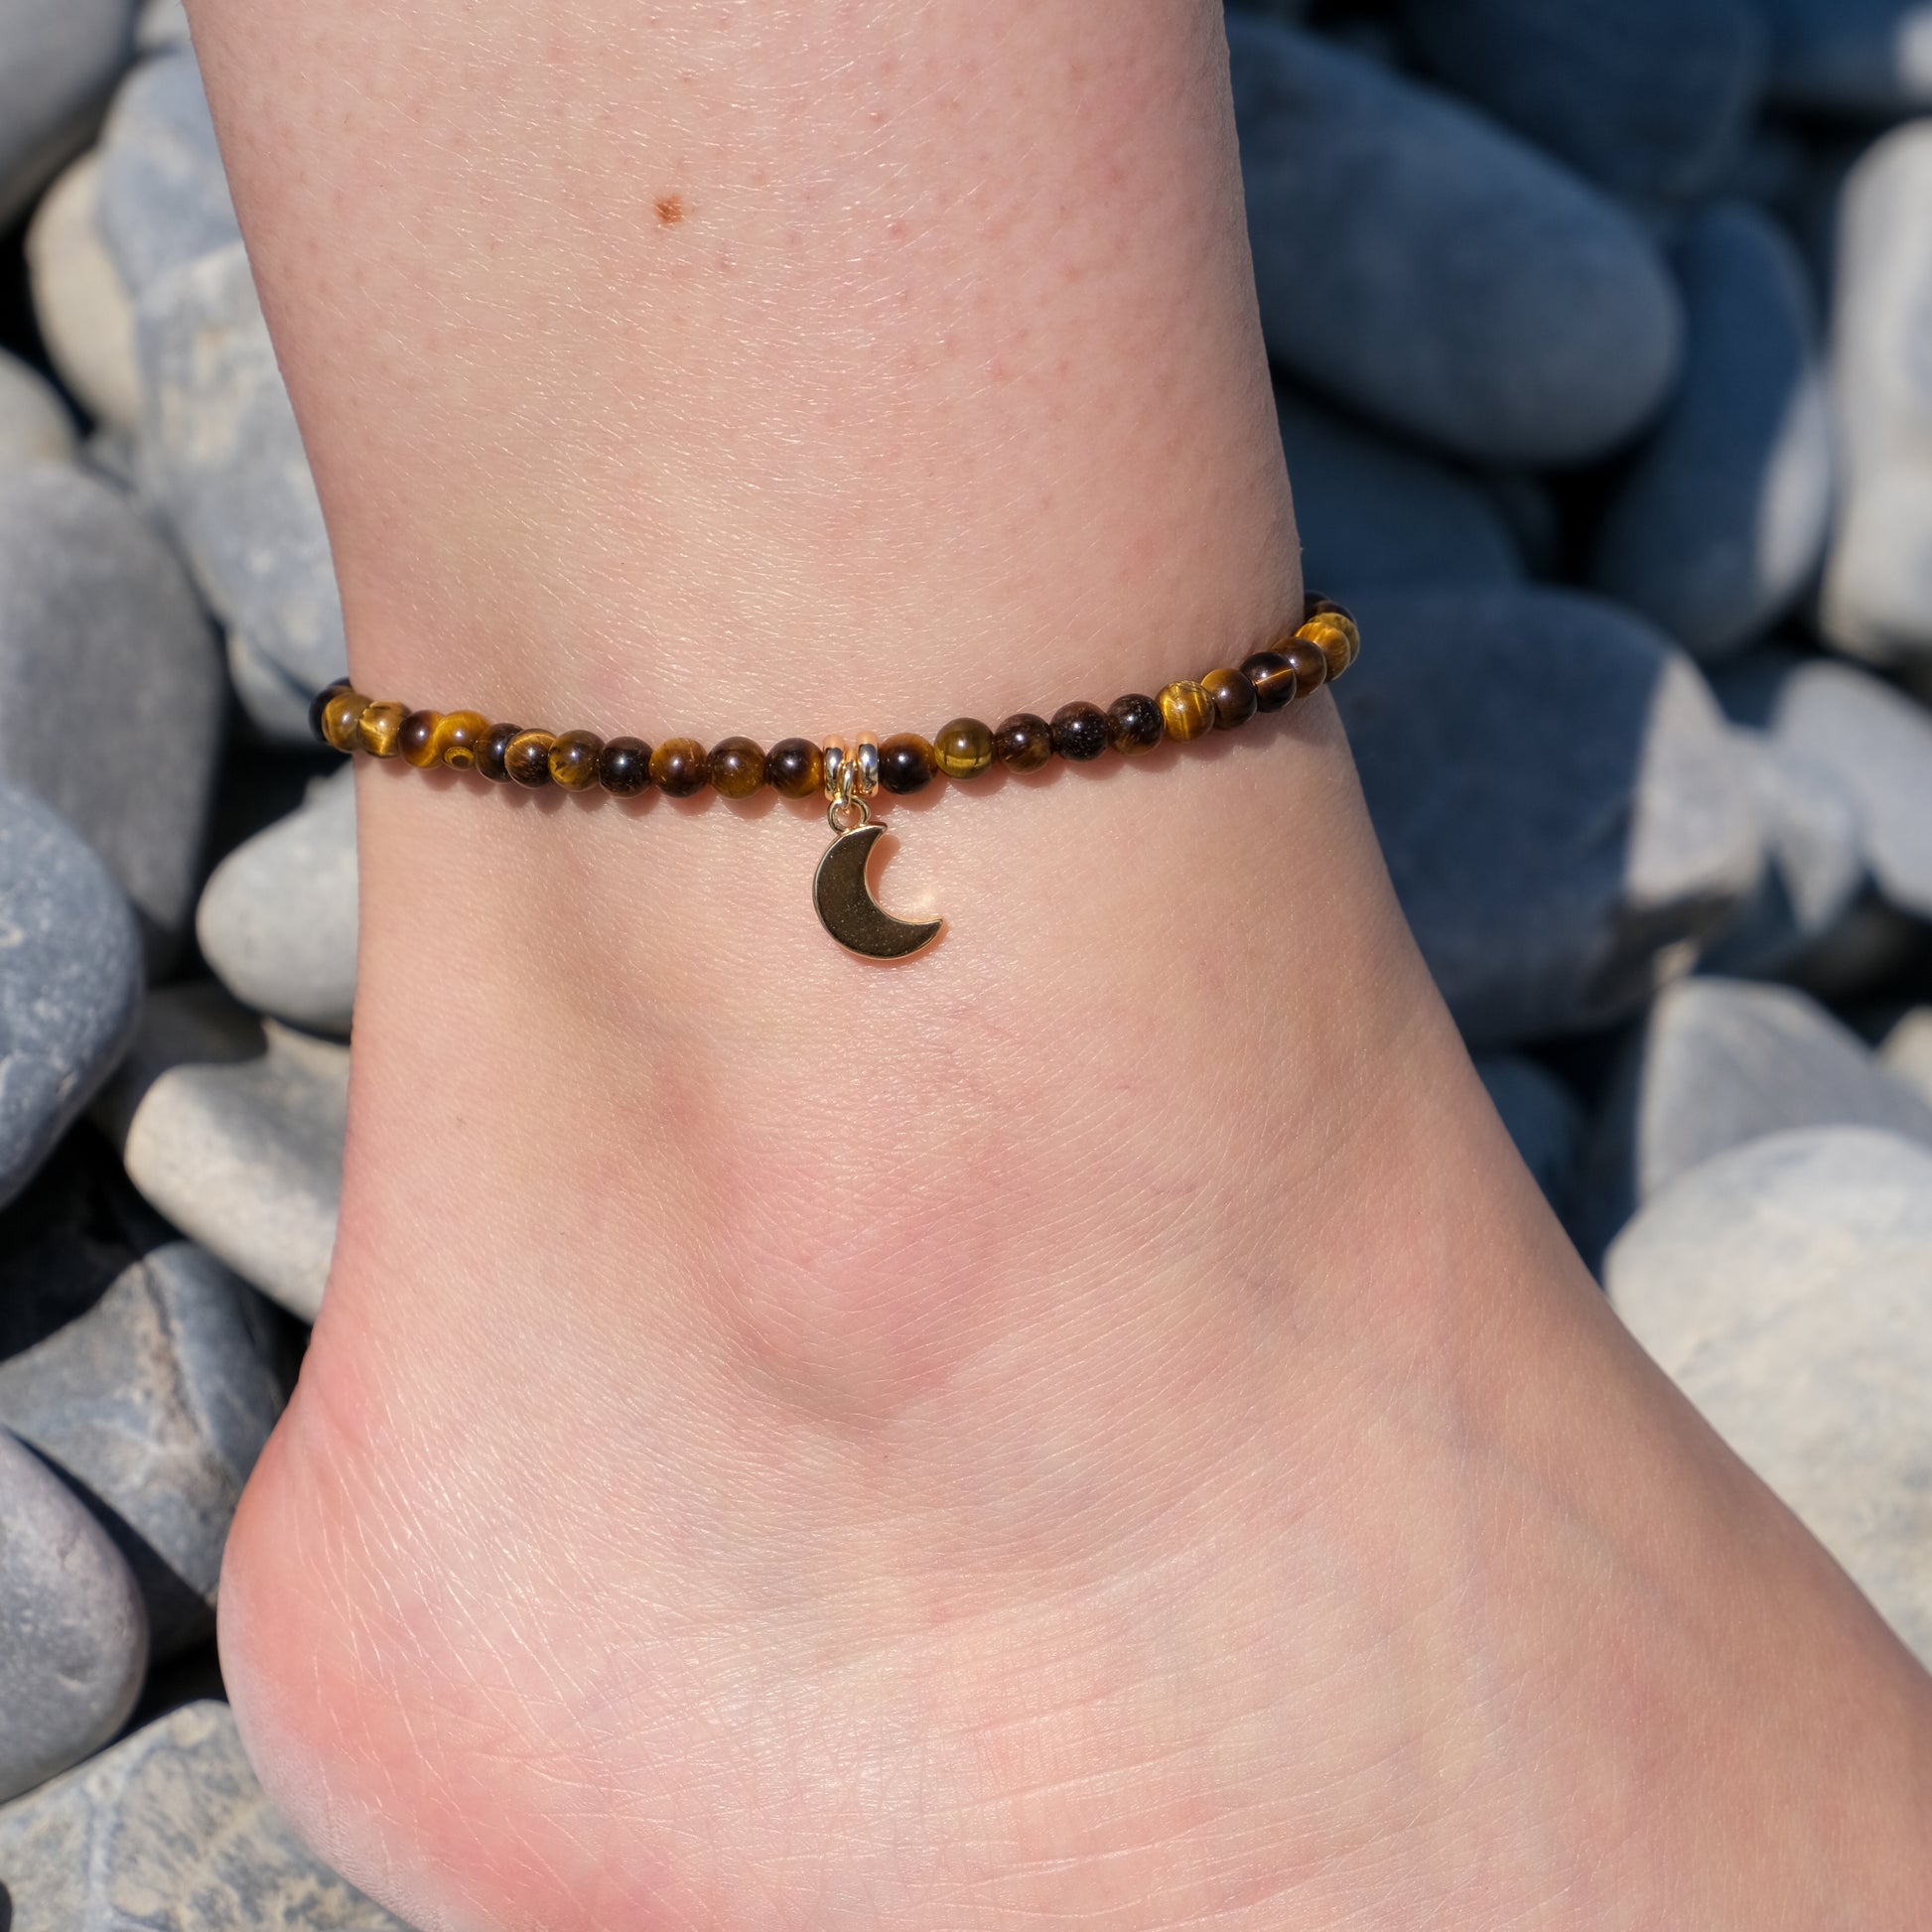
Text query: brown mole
655 194 684 225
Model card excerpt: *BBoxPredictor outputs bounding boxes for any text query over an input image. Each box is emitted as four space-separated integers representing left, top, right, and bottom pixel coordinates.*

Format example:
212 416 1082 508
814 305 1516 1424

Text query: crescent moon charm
814 822 943 960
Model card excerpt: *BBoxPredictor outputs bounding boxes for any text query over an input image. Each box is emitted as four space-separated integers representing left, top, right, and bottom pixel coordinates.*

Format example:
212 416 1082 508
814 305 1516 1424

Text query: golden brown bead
932 717 995 780
994 712 1054 771
766 738 824 798
1105 693 1164 755
1157 680 1214 744
1201 666 1257 731
546 729 603 790
1050 702 1110 762
879 733 937 794
709 736 766 798
400 710 442 766
1240 651 1298 715
1280 638 1329 699
475 721 520 781
357 700 409 759
651 738 709 798
503 729 556 786
433 710 489 769
320 687 370 755
598 736 651 796
1298 612 1359 679
309 680 349 747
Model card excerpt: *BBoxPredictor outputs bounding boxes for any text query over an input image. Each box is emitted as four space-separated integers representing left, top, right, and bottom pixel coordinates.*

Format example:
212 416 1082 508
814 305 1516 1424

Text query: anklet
309 595 1359 961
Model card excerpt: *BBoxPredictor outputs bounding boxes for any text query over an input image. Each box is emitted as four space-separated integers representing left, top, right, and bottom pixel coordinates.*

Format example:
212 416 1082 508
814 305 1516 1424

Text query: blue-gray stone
1398 0 1764 203
1228 16 1682 466
0 1427 147 1804
1333 588 1762 1046
225 626 322 745
0 0 136 227
1591 205 1834 662
134 0 190 52
0 1241 286 1657
1276 386 1522 592
0 783 142 1213
1757 0 1932 114
1473 1053 1584 1217
0 465 222 947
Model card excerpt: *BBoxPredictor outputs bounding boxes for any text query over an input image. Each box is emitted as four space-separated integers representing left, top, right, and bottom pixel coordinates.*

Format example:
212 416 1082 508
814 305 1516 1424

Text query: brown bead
547 729 604 789
1157 680 1214 744
400 710 442 767
319 687 370 755
503 729 556 787
475 721 520 781
1105 693 1164 755
309 680 349 747
766 738 825 798
1050 701 1110 762
932 717 995 780
1201 666 1258 731
1304 591 1353 627
433 710 489 769
994 712 1054 772
709 736 767 799
1240 651 1298 715
357 700 410 759
1280 638 1329 699
1298 611 1360 679
598 736 651 796
651 738 709 798
878 733 937 794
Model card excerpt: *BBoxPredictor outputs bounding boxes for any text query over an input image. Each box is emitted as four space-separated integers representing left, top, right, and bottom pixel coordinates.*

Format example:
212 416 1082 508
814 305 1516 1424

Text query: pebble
1332 588 1762 1046
25 151 144 435
1473 1053 1584 1219
134 0 191 53
1591 205 1834 661
0 1700 408 1928
1881 1010 1932 1108
96 984 347 1321
1756 0 1932 115
226 624 327 745
0 464 221 948
1397 0 1765 204
1275 385 1523 591
0 1428 147 1805
198 764 357 1035
0 782 143 1213
0 0 136 229
1821 123 1932 668
0 346 75 464
1606 1129 1932 1665
135 241 349 696
0 1239 286 1656
1227 15 1682 466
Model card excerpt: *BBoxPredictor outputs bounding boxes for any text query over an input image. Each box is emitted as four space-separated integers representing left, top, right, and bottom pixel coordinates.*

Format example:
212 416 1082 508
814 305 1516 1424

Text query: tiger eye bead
475 721 520 781
503 729 556 786
1280 637 1330 698
319 687 369 755
709 736 767 798
932 717 995 780
1240 651 1299 714
1105 693 1164 755
400 710 442 766
548 729 604 790
766 738 824 798
1298 611 1359 679
597 736 651 796
879 733 937 794
1049 701 1110 762
309 680 349 747
433 709 489 769
357 700 409 759
994 712 1054 772
651 738 710 798
1157 680 1214 744
1201 666 1258 731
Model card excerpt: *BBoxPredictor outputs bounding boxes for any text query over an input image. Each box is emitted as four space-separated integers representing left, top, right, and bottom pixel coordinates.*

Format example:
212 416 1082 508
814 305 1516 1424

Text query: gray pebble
0 0 136 229
198 765 356 1035
1473 1053 1584 1218
26 151 143 435
0 464 221 947
0 1240 286 1656
1276 385 1523 591
1592 204 1834 661
0 782 142 1213
1607 1128 1932 1665
225 626 326 746
1228 15 1681 466
133 0 190 53
1333 588 1762 1045
0 1699 407 1928
0 1428 146 1805
136 242 347 695
1757 0 1932 114
0 347 75 465
97 985 346 1321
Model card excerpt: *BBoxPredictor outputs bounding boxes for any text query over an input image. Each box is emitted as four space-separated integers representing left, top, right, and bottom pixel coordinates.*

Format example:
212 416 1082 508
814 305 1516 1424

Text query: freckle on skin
655 194 683 225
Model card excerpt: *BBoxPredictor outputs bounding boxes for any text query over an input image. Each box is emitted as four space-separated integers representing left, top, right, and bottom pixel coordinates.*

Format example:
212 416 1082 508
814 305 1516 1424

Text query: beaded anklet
310 594 1360 961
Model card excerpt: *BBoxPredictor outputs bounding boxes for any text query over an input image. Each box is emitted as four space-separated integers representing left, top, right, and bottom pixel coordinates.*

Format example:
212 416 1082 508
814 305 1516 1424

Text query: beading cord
308 592 1360 958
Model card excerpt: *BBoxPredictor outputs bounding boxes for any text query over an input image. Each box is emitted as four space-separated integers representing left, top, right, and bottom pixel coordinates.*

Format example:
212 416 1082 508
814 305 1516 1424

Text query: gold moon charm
814 822 943 960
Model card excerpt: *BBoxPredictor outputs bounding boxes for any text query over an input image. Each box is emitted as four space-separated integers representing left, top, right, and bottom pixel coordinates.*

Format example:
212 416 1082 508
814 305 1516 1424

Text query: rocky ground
2 0 1932 1921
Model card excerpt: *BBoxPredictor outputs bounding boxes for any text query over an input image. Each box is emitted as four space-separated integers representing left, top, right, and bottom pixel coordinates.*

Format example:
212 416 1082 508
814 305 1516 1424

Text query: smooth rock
0 0 136 228
134 0 190 52
1333 588 1762 1046
1228 16 1682 466
1276 386 1522 591
1399 0 1764 203
0 783 143 1212
97 49 239 302
198 765 357 1034
0 1240 285 1656
1606 1129 1932 1663
97 985 346 1321
25 150 143 435
1881 1009 1932 1106
0 348 75 464
1758 0 1932 114
1473 1053 1584 1217
136 242 347 694
1591 205 1833 661
1822 123 1932 667
226 625 324 745
0 465 221 946
0 1700 408 1928
0 1428 146 1804
1583 977 1932 1258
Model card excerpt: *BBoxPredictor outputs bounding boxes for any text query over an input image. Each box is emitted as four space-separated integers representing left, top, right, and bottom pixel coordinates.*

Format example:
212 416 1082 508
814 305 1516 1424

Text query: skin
185 0 1932 1925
